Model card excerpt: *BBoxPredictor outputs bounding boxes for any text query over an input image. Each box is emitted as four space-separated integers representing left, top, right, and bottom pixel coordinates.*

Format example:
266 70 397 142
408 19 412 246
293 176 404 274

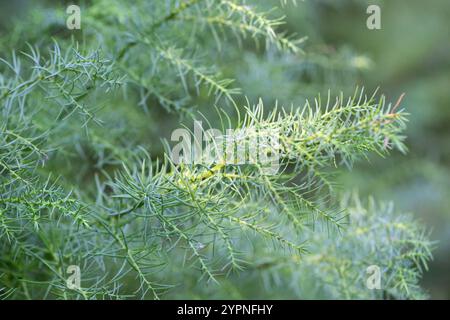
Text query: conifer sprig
0 0 434 300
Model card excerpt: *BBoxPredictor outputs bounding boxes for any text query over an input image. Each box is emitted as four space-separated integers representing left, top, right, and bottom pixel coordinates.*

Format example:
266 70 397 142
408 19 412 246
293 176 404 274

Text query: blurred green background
1 0 448 298
224 0 450 298
296 0 450 299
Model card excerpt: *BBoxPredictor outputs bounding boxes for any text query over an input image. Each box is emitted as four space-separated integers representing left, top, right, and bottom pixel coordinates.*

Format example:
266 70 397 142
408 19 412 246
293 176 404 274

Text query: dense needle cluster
0 0 433 299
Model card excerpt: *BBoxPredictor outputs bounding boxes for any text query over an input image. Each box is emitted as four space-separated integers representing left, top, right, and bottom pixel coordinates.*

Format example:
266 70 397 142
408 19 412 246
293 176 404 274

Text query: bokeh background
292 0 450 299
1 0 449 298
226 0 450 298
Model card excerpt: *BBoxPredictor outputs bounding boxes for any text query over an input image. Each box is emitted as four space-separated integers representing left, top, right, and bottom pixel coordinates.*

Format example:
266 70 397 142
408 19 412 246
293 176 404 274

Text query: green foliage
163 194 433 299
0 0 434 299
